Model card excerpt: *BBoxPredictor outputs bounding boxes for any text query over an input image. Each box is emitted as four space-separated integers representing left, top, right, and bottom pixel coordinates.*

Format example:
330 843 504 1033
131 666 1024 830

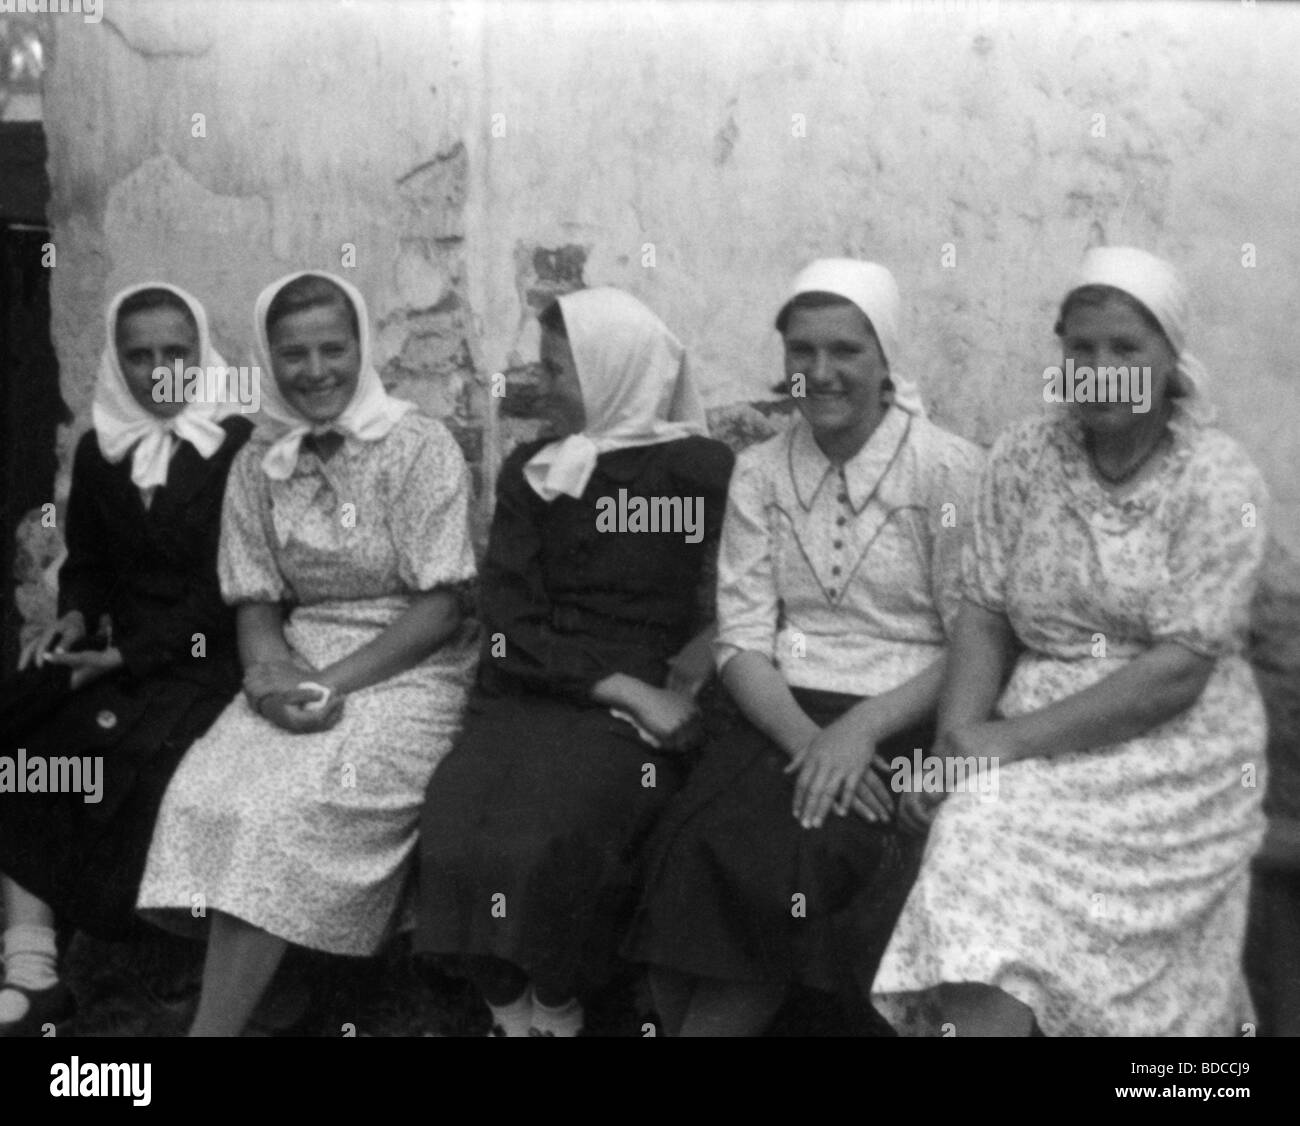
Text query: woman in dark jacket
417 287 733 1037
0 283 250 1035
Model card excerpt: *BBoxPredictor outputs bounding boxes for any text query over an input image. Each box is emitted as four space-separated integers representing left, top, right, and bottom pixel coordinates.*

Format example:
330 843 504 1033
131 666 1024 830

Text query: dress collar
1049 402 1199 518
787 406 911 514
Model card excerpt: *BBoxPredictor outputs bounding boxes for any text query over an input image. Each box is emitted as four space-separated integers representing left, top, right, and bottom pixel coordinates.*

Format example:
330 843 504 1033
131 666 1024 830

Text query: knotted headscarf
775 258 927 416
523 287 708 502
1060 246 1212 422
253 270 413 481
93 282 234 498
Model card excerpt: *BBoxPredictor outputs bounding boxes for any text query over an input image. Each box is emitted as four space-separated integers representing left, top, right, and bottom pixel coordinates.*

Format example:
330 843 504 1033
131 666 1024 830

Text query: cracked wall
22 1 480 623
461 0 1300 560
21 3 1300 679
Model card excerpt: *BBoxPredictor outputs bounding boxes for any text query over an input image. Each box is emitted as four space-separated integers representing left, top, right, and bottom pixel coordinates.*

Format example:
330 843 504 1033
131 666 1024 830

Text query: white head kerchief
1063 246 1212 422
523 287 708 502
93 282 233 496
254 270 413 481
776 258 926 416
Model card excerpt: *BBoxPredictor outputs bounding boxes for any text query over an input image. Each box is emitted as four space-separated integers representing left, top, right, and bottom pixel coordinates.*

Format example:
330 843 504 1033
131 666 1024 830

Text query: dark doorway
0 120 66 671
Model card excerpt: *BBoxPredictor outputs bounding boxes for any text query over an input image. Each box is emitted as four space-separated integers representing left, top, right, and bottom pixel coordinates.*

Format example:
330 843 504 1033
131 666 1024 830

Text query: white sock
0 925 59 1022
530 992 583 1038
486 989 533 1037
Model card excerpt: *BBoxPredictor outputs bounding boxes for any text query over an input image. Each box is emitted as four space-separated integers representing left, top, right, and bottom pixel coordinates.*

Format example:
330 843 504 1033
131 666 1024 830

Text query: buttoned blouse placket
787 410 912 608
827 467 852 601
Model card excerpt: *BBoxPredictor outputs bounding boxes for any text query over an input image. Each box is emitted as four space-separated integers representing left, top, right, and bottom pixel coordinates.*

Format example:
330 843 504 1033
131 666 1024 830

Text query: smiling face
115 305 200 419
1058 293 1175 438
268 301 362 425
783 302 889 457
538 327 587 437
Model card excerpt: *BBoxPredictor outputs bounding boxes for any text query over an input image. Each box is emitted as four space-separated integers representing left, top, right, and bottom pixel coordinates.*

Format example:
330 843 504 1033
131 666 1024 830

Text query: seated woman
416 287 734 1037
624 259 983 1036
136 271 479 1037
0 283 251 1036
871 246 1270 1036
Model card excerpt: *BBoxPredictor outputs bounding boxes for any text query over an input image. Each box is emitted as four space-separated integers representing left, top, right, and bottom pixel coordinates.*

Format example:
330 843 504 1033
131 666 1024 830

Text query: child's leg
677 978 787 1037
0 875 61 1026
188 910 288 1037
937 982 1035 1037
647 965 695 1036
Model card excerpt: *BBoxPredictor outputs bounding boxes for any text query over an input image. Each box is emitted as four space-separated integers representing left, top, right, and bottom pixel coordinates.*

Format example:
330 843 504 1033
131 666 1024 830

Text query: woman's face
538 328 586 437
1059 296 1175 438
783 303 889 451
115 306 199 419
268 301 362 425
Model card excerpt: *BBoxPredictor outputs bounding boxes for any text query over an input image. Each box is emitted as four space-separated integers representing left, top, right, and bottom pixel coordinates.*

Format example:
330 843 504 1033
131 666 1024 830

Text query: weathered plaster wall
19 0 1300 636
20 0 483 620
464 0 1299 543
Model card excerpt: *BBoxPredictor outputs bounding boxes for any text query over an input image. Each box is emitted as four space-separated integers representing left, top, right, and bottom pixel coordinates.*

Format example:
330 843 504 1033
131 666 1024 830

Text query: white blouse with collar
714 406 984 697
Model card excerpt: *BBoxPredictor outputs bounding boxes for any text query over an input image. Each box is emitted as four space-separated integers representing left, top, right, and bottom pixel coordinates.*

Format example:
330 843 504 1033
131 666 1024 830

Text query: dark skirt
0 662 234 939
623 688 933 997
415 689 691 995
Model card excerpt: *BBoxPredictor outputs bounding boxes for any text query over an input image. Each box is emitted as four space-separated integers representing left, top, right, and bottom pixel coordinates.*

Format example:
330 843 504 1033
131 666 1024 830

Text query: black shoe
0 982 76 1037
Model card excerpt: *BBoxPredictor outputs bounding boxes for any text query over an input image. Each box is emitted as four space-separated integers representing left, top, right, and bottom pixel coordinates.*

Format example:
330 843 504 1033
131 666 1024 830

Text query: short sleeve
713 449 779 672
924 434 985 637
1146 437 1269 658
218 444 290 604
391 420 477 592
961 424 1033 615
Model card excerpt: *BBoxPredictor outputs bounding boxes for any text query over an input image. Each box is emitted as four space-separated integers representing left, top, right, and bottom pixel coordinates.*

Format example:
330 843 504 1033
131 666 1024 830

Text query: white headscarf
254 270 413 481
1062 246 1212 422
93 282 234 496
775 258 927 416
523 287 708 502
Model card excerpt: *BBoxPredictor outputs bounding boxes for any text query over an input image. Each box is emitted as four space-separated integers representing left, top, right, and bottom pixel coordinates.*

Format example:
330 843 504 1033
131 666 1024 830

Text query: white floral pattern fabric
137 413 478 954
871 408 1270 1036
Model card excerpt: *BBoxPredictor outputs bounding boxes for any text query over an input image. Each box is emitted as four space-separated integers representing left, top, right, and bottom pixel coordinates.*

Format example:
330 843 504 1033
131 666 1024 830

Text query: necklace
1086 428 1168 487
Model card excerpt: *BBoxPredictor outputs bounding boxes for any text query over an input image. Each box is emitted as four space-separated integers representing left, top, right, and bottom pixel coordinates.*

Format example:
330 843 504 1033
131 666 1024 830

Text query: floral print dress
871 407 1269 1036
138 413 478 955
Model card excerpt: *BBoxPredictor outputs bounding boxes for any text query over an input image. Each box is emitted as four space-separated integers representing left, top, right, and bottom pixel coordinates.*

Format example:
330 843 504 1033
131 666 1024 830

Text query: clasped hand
244 660 344 734
627 684 704 752
19 611 124 690
786 715 897 831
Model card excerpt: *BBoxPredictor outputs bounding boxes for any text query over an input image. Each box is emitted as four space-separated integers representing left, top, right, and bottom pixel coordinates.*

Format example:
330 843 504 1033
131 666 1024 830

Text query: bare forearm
937 600 1018 737
591 671 656 711
236 603 296 668
318 591 462 696
720 651 818 757
841 656 945 743
999 642 1213 763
